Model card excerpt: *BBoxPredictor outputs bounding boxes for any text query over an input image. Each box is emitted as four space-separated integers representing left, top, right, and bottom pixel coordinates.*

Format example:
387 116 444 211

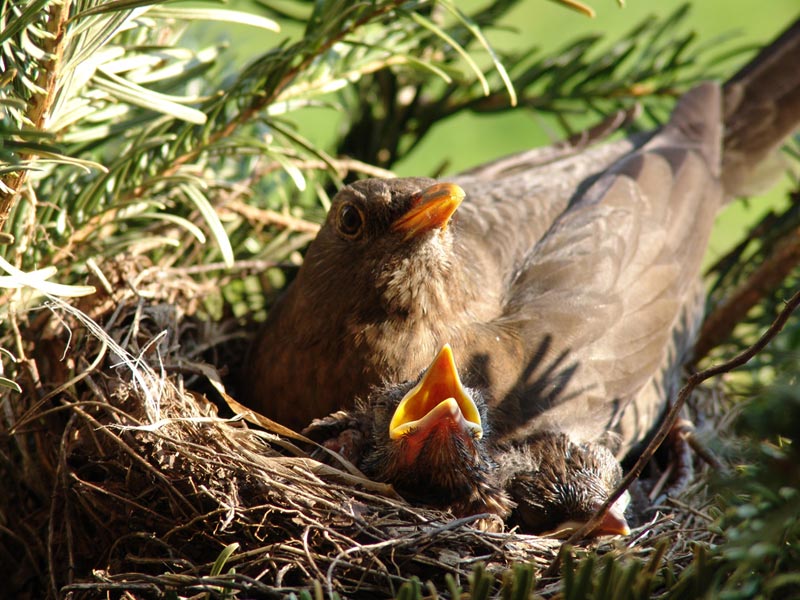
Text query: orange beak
591 506 631 537
388 345 483 464
391 183 465 240
549 496 631 538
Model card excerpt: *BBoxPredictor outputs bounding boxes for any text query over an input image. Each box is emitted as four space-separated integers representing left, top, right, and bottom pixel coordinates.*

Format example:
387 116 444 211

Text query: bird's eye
337 203 365 239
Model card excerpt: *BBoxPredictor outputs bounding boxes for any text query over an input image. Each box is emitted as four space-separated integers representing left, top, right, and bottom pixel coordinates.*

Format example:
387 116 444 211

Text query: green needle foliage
336 2 731 170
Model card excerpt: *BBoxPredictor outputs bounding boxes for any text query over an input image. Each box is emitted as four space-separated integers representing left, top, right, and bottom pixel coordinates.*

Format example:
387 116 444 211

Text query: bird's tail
722 17 800 196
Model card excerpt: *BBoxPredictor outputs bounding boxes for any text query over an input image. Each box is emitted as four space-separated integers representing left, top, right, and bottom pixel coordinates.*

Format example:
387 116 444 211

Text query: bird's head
360 344 510 517
386 343 484 463
500 432 630 537
297 178 466 319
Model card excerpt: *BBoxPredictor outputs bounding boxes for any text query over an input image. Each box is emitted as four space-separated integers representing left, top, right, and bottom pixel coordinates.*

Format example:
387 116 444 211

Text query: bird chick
495 433 630 537
358 344 512 520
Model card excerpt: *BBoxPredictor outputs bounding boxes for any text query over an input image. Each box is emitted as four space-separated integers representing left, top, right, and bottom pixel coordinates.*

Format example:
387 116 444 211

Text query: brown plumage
494 433 630 536
245 17 800 473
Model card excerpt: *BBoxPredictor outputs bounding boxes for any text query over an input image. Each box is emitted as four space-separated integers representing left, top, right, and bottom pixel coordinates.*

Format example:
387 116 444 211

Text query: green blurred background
192 0 799 262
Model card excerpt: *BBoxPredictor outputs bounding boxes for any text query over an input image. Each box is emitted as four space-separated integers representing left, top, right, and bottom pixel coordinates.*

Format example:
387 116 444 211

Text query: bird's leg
666 419 695 496
649 418 699 502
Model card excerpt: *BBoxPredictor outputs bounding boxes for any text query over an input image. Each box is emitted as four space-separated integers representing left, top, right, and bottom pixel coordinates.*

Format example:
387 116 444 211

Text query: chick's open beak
391 183 465 240
389 344 483 442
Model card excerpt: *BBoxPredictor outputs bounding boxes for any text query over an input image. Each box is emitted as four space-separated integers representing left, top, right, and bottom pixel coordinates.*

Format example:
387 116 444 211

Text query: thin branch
693 224 800 362
157 2 406 181
156 259 290 276
0 0 72 230
224 200 321 234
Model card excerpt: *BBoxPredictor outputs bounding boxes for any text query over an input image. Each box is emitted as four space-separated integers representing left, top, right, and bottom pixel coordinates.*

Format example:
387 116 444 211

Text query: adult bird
243 15 800 474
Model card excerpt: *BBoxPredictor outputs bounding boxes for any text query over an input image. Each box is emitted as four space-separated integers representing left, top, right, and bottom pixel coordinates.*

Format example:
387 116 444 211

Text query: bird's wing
484 83 724 456
451 129 651 293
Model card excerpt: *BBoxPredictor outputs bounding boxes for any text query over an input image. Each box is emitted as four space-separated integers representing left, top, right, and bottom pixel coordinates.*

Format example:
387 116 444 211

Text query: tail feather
655 82 722 178
723 17 800 195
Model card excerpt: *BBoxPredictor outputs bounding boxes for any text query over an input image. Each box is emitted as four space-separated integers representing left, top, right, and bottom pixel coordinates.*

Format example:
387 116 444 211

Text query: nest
0 257 727 599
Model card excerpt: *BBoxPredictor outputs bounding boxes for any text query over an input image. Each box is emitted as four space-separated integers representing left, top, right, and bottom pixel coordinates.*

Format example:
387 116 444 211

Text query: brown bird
244 127 655 430
245 15 800 470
